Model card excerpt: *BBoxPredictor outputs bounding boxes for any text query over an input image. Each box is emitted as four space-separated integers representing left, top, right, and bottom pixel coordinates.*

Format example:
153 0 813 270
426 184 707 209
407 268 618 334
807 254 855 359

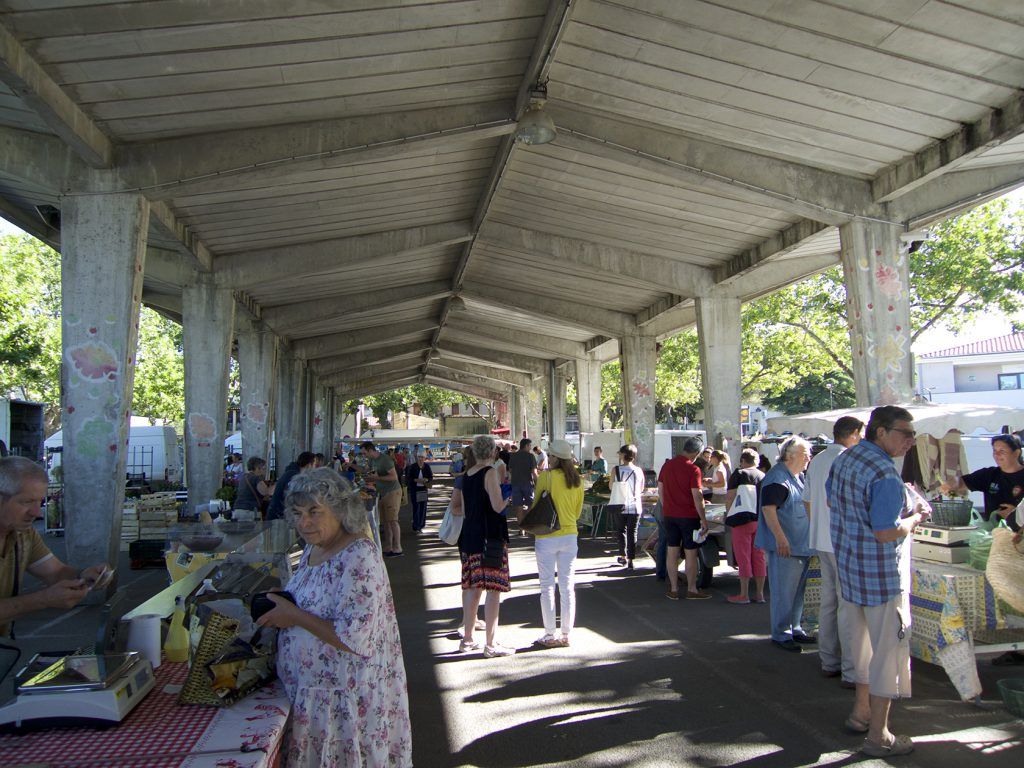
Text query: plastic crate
929 498 973 526
997 677 1024 718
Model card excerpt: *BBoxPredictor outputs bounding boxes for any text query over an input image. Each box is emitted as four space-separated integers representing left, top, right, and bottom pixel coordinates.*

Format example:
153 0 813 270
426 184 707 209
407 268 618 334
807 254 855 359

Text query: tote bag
725 484 758 527
437 501 462 545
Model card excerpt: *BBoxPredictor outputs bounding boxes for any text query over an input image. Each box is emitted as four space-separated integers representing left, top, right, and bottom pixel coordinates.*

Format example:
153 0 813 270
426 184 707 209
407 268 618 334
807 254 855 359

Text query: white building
916 332 1024 408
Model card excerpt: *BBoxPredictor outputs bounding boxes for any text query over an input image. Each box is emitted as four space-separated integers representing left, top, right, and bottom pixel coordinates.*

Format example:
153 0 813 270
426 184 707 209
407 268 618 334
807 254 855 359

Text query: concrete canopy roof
1 1 1023 399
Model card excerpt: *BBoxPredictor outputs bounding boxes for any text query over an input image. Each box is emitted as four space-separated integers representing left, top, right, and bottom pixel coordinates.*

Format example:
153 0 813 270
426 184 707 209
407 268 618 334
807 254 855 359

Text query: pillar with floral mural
696 295 742 461
620 331 657 471
60 192 149 575
839 219 913 406
525 380 544 441
236 312 277 468
183 276 235 514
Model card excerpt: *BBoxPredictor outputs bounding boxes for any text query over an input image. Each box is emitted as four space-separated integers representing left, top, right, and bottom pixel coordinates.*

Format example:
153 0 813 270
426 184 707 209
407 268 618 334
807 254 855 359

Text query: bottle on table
164 596 190 663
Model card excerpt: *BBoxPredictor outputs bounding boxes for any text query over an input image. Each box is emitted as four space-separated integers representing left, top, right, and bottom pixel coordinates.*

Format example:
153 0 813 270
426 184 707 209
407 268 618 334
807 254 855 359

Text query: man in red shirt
658 436 711 600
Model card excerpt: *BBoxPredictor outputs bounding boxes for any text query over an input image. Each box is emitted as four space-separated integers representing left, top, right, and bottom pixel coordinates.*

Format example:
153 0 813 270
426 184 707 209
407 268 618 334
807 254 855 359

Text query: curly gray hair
284 467 367 534
471 434 496 462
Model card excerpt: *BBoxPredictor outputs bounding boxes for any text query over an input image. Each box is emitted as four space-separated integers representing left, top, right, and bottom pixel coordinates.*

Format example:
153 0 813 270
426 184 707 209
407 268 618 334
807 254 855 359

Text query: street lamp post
825 382 834 410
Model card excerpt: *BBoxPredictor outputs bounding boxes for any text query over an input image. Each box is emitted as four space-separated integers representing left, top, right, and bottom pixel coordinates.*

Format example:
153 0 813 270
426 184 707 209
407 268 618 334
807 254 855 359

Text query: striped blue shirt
826 440 908 606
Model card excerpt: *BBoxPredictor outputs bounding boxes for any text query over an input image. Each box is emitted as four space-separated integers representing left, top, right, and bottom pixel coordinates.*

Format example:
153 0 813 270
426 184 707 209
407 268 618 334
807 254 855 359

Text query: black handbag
481 538 505 569
521 490 561 536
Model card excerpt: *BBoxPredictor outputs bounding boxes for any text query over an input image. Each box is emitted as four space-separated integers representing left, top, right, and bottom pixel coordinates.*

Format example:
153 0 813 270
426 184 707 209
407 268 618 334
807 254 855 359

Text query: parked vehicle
45 424 183 484
0 397 45 461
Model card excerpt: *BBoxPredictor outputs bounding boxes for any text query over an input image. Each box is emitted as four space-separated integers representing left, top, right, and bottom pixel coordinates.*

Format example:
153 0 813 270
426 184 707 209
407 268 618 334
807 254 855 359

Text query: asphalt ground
5 488 1023 767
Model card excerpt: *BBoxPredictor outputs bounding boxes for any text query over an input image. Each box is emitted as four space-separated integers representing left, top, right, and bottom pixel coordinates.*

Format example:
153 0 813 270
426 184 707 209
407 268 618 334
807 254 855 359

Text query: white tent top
767 402 1024 440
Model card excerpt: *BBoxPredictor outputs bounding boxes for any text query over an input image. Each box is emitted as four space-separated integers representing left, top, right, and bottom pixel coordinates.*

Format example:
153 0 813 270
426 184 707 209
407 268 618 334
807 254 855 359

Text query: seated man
1 456 110 637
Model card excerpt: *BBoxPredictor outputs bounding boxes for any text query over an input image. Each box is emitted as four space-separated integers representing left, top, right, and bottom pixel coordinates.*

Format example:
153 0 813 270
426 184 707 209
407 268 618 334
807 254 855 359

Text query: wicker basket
929 498 974 526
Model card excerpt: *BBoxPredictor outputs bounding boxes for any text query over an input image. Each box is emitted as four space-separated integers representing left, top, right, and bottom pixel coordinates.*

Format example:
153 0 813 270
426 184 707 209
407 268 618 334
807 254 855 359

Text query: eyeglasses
887 427 917 439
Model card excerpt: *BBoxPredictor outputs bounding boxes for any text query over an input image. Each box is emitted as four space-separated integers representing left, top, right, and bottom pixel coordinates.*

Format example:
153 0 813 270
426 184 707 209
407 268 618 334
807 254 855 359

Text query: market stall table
804 558 1024 701
0 662 290 768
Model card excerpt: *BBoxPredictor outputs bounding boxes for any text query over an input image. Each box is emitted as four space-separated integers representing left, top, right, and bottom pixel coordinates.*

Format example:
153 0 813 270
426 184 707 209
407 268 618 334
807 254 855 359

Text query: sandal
535 635 562 648
861 734 914 757
844 716 869 734
616 556 627 565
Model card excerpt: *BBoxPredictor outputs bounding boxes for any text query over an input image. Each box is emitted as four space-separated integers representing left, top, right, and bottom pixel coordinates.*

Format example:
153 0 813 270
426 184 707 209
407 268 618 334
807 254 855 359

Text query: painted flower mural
67 341 119 382
188 412 216 441
874 264 904 299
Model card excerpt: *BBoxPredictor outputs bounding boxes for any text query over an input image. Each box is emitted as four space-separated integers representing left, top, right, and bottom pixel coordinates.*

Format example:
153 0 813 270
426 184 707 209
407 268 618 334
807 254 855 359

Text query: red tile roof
919 332 1024 359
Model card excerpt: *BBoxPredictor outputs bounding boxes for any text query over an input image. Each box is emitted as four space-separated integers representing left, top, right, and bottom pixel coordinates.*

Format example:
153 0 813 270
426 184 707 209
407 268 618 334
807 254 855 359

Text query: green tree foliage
361 385 465 427
762 372 855 415
0 235 61 431
132 308 185 429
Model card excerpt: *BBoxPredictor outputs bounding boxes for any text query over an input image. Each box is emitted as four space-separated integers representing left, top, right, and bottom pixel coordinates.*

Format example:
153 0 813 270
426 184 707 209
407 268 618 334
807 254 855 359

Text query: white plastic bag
438 501 463 545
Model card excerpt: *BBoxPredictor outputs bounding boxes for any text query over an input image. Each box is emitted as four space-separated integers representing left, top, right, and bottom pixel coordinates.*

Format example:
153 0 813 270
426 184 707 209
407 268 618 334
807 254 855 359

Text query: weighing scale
913 523 976 546
0 651 155 729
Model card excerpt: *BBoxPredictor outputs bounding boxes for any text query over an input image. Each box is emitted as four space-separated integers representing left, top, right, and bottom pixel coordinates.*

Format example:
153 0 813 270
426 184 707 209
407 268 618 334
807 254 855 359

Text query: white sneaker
483 644 516 658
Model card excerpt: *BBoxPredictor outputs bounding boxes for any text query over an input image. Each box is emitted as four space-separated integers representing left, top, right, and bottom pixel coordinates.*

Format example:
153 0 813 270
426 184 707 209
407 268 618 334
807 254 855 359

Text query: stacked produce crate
136 492 179 537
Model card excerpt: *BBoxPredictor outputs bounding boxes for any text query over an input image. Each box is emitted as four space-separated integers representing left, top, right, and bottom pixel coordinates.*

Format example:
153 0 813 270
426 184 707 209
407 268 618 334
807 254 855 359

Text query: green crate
997 678 1024 718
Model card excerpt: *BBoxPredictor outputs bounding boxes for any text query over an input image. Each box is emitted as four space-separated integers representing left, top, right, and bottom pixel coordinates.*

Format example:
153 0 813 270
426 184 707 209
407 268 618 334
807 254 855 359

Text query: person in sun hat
520 439 584 648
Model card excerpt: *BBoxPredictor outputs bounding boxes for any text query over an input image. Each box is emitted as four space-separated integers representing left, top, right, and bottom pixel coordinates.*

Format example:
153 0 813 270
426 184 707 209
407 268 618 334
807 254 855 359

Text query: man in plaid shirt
826 406 929 758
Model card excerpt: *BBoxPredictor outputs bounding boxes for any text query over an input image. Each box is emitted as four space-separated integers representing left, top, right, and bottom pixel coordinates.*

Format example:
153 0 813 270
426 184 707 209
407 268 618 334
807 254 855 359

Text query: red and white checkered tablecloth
0 662 289 768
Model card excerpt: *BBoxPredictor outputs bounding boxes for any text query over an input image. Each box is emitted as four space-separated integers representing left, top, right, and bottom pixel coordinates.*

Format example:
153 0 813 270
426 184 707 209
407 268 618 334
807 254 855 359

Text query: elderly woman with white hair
257 467 411 767
457 434 514 657
754 436 814 653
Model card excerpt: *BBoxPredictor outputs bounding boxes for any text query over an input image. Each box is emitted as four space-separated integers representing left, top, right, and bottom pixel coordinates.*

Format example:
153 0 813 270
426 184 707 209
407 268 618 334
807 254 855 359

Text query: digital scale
913 524 976 546
0 652 155 729
912 523 976 564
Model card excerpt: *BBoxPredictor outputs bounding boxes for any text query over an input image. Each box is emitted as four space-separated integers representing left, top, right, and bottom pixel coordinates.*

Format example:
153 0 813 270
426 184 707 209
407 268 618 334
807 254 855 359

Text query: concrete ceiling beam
336 374 422 401
293 322 438 361
435 339 548 376
429 358 531 388
425 0 579 370
0 194 58 248
318 359 424 389
873 93 1024 203
461 280 634 338
310 342 431 377
443 317 586 359
0 126 84 189
714 219 832 287
144 246 196 288
215 221 471 289
116 102 515 200
149 201 213 272
729 253 839 303
0 24 111 167
890 162 1024 228
478 220 714 296
422 374 508 403
141 289 183 321
549 105 874 225
263 280 451 335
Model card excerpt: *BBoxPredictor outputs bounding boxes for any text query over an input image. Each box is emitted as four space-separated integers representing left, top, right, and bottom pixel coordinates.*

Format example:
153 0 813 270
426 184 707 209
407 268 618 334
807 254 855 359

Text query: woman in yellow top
520 439 584 648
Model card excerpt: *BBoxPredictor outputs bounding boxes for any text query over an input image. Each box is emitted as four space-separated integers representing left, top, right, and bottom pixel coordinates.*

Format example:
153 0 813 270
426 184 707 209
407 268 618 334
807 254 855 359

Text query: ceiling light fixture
450 295 468 312
514 85 556 146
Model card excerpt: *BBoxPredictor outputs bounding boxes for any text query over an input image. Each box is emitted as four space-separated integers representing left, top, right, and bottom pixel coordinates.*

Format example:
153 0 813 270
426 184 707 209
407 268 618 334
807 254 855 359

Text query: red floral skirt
460 548 511 592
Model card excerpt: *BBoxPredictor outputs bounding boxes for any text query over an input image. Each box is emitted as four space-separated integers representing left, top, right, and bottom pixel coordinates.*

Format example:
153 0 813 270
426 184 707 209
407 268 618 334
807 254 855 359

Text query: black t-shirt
761 483 790 509
963 465 1024 531
728 467 764 508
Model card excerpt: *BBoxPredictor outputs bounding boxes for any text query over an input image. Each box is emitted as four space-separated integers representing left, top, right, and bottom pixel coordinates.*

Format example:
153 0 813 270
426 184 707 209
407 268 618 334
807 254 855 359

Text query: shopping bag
438 501 463 545
986 526 1024 613
521 490 561 536
725 484 758 527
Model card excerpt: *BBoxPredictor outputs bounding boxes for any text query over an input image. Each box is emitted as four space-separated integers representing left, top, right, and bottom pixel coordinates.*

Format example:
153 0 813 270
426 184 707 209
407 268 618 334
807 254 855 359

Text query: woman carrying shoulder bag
610 444 644 570
521 440 584 649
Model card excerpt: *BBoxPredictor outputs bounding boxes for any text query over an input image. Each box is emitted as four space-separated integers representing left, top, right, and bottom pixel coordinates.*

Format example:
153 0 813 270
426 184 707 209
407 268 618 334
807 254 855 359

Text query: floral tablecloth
804 557 1024 701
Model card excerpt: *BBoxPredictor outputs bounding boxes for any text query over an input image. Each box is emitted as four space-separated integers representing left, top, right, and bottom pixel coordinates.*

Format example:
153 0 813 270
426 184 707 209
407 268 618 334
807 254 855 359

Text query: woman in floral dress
257 467 412 767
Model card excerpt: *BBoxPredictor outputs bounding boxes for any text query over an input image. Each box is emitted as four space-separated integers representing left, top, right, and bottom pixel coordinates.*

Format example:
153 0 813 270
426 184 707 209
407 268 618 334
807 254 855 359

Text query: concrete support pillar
183 276 235 513
60 192 149 573
236 312 278 466
574 355 602 434
840 219 914 406
274 346 297 469
525 380 544 441
310 379 332 457
512 388 527 440
696 296 743 461
548 364 567 441
620 331 657 470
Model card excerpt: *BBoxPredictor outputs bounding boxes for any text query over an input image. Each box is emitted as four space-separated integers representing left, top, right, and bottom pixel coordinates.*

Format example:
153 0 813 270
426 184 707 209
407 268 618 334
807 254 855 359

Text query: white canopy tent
767 402 1024 440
